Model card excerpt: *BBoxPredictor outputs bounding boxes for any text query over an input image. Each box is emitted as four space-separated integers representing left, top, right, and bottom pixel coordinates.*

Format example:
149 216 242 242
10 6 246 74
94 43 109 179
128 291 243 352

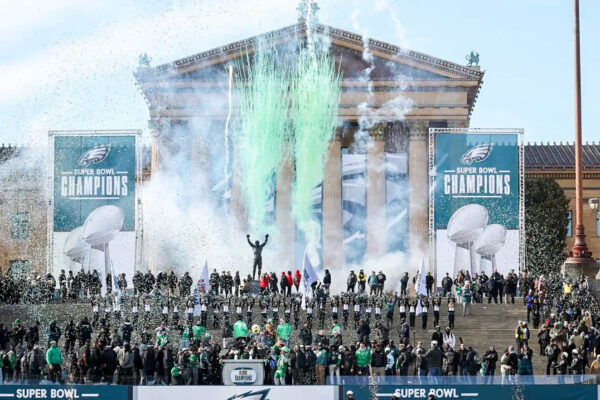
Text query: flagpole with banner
301 252 318 309
415 258 427 315
196 261 210 298
110 255 121 307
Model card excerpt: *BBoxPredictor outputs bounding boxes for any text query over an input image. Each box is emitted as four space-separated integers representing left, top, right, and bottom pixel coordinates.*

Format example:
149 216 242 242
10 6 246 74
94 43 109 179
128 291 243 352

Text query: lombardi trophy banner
48 131 140 293
430 129 523 286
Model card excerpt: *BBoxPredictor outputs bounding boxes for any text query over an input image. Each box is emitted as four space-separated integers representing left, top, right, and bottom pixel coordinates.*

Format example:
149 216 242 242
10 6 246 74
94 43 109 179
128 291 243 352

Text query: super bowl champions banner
431 129 523 285
49 131 140 291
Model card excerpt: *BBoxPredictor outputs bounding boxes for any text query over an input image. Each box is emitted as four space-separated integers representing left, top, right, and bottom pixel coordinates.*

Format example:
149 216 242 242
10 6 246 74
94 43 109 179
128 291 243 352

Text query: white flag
416 258 427 315
196 261 210 300
301 252 318 299
111 260 121 299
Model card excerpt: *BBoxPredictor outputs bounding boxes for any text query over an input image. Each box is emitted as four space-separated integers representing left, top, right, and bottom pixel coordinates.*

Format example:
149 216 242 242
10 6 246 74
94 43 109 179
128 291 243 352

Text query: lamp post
589 198 600 214
564 0 596 279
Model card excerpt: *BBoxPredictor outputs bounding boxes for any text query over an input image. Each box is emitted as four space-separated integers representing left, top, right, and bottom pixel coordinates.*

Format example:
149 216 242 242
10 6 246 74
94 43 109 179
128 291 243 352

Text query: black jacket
294 349 306 369
143 348 156 372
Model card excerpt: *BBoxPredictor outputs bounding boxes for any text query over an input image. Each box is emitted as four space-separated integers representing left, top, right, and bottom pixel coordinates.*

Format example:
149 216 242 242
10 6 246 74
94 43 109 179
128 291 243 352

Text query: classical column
147 120 167 273
366 123 387 260
407 120 429 261
276 153 295 268
230 133 248 232
148 120 167 178
322 129 343 270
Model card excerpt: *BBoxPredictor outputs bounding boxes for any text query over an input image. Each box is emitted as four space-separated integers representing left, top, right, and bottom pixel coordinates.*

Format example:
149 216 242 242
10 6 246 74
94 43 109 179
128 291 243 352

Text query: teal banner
0 385 129 400
53 135 136 232
434 133 519 229
344 384 596 400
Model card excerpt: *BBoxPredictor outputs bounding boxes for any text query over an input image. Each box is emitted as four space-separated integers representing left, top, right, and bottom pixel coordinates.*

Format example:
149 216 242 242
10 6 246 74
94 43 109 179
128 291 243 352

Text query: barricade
337 376 599 400
0 385 130 400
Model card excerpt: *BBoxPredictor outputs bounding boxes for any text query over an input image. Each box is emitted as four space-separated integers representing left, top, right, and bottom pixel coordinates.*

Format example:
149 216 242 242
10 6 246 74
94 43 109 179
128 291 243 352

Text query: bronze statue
465 51 479 67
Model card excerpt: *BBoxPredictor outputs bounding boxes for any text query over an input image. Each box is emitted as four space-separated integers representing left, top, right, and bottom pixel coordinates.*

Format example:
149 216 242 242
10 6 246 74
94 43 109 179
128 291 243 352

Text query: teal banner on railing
0 385 130 400
343 384 597 400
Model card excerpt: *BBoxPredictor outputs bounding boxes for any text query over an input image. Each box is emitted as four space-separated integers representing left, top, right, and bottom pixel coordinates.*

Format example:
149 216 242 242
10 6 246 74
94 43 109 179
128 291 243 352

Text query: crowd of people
0 267 599 386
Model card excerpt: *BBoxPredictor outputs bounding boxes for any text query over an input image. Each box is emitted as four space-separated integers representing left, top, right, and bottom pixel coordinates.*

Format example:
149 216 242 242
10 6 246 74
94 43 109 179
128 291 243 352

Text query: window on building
567 210 572 237
429 121 448 128
11 212 29 239
9 260 30 278
596 213 600 237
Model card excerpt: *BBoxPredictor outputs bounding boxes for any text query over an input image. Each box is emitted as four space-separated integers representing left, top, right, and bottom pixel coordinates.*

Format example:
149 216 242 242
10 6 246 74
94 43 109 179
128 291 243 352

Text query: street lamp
589 198 600 214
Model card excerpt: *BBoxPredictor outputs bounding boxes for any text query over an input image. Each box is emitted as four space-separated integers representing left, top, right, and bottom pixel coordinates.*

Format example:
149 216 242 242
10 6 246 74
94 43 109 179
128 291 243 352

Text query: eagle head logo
460 144 492 165
78 145 111 167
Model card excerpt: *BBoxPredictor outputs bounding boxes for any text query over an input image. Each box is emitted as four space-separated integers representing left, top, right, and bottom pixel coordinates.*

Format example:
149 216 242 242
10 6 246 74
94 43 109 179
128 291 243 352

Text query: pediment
135 23 483 85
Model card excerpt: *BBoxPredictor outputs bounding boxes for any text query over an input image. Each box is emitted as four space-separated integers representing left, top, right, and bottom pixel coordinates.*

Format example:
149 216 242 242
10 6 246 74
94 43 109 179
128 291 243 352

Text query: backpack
473 354 482 365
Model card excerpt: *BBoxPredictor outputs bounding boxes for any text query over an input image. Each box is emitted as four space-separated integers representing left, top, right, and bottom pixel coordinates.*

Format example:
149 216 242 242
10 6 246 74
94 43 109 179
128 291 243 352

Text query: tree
525 178 569 277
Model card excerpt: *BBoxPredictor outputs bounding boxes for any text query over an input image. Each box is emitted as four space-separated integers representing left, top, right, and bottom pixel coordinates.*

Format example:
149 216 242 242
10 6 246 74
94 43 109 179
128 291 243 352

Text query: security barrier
0 385 130 400
1 382 597 400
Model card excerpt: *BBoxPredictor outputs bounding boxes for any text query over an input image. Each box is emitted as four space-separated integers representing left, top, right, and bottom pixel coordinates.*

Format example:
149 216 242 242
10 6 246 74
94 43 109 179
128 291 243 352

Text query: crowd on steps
1 267 599 385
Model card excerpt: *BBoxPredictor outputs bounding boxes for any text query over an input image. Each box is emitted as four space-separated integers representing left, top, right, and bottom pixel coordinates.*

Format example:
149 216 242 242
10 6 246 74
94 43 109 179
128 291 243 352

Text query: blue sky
0 0 598 145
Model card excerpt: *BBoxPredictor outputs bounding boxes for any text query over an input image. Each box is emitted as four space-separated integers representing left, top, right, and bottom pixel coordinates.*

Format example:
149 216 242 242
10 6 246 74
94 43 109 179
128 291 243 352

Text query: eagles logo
78 145 111 167
460 144 492 165
226 389 270 400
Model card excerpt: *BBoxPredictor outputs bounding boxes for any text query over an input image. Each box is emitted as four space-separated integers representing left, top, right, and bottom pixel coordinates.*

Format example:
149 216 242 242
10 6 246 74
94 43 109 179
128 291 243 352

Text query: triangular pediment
135 23 483 84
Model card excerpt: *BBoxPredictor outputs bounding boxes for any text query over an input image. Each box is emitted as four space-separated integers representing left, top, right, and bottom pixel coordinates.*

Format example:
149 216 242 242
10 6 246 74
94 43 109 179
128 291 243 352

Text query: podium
222 359 265 385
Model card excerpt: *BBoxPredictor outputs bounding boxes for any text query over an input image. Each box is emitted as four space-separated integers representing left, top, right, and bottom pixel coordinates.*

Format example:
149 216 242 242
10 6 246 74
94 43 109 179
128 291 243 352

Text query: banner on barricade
0 385 129 400
134 386 337 400
343 384 596 400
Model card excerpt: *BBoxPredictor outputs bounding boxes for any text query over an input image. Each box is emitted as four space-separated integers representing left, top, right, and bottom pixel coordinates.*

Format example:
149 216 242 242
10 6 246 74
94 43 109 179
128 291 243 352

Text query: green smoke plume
236 44 291 233
290 43 342 246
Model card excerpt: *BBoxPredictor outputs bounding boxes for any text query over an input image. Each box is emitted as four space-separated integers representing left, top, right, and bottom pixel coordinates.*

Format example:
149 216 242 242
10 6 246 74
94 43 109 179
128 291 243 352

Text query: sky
0 0 598 146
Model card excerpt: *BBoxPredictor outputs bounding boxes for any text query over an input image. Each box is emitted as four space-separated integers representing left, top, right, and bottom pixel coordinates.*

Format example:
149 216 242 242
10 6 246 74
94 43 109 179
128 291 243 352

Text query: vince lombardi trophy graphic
473 224 507 275
447 204 488 276
63 226 90 272
83 205 124 294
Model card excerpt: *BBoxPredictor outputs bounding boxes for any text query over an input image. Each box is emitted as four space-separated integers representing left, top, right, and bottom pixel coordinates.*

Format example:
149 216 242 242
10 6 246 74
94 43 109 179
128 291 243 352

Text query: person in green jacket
179 321 191 349
273 346 289 385
189 353 199 385
46 341 63 383
355 342 372 376
276 319 292 346
192 322 205 347
234 320 249 339
156 329 170 347
315 344 328 385
170 363 185 385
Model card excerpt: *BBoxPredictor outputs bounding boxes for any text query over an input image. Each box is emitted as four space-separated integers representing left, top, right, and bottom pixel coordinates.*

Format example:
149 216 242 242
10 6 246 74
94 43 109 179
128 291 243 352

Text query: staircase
0 298 544 374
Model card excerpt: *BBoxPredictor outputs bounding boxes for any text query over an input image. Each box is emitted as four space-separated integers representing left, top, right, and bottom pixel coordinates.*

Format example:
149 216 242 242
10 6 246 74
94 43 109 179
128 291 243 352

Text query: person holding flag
301 252 318 306
415 258 428 317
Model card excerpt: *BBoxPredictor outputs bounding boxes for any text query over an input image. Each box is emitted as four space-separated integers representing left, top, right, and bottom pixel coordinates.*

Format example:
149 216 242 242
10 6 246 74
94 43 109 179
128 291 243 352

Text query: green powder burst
236 43 292 233
290 44 342 246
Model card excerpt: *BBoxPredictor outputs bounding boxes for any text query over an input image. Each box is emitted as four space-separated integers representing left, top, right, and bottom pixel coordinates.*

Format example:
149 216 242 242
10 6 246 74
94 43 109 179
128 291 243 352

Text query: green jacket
189 354 198 367
276 355 289 373
156 333 170 347
355 348 372 367
316 349 328 365
331 324 342 337
181 324 191 340
46 345 63 365
233 321 248 339
171 366 181 377
192 325 205 340
277 323 291 340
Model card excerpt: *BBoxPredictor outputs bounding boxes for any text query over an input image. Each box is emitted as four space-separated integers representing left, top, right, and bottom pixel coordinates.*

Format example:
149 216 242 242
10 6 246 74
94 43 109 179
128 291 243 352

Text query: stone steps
0 298 546 373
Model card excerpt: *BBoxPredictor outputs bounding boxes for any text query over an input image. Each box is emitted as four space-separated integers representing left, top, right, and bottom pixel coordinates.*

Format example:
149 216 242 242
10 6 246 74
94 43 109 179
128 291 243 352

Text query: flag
301 252 318 303
110 261 121 300
196 261 210 301
415 258 427 315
